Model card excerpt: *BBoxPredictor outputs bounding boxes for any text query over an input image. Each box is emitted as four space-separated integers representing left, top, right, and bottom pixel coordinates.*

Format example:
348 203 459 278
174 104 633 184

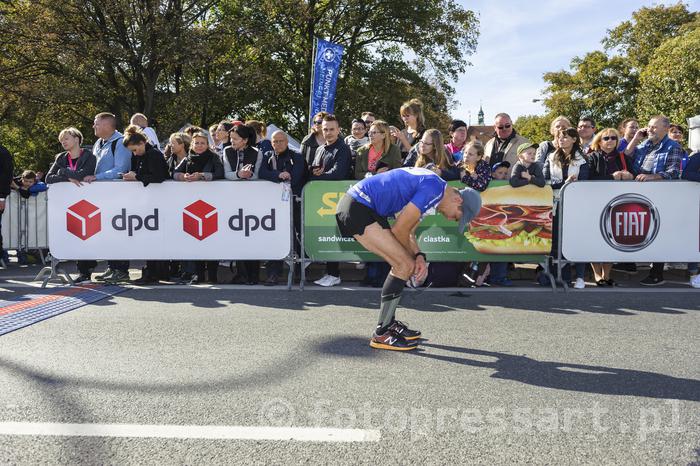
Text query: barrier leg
542 258 557 292
34 256 74 288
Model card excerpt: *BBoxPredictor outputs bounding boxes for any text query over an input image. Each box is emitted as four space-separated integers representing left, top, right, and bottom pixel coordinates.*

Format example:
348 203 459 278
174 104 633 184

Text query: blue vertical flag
310 39 344 121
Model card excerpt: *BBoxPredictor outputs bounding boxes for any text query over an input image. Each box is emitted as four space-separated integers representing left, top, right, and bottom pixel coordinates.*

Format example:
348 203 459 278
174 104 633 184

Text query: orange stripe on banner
0 285 100 317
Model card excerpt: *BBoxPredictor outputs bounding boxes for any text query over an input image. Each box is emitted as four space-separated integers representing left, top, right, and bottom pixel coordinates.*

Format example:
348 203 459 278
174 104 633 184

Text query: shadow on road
413 342 700 402
102 288 700 317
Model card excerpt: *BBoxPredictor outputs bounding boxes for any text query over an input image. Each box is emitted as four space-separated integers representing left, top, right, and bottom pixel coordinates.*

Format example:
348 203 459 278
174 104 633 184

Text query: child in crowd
510 143 546 188
10 170 48 264
483 161 515 287
129 113 160 149
459 141 490 192
11 170 47 199
491 161 510 181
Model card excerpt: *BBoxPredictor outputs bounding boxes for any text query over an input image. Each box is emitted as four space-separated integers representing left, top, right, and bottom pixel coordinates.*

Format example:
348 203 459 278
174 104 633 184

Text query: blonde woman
390 98 426 158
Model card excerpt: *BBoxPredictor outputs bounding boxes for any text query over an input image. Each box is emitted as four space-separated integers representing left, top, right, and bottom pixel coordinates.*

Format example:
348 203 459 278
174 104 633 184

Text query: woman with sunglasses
354 121 401 179
301 111 329 168
587 128 634 287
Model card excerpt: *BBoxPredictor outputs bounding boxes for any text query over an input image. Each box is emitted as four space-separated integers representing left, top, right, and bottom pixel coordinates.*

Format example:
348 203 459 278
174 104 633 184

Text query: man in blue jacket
83 112 132 283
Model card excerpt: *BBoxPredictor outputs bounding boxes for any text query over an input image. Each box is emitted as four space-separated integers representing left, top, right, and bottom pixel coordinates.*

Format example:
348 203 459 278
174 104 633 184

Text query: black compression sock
377 274 406 331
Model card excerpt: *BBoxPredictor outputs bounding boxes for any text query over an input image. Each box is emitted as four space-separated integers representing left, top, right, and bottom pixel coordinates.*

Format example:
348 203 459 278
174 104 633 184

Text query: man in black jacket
310 115 351 287
0 143 14 264
259 130 306 285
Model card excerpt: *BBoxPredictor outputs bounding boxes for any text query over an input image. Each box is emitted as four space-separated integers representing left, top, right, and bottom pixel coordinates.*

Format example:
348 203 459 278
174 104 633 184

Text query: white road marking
0 422 381 443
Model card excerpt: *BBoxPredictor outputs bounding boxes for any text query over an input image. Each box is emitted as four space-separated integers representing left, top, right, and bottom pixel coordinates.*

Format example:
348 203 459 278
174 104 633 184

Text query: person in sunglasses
301 111 329 168
586 128 634 287
484 112 530 175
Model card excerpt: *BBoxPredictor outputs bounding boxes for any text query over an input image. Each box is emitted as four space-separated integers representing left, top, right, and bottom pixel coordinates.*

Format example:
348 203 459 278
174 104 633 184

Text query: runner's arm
391 203 422 254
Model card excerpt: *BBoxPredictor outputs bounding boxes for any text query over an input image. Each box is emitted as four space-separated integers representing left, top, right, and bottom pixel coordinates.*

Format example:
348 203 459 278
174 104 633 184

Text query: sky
452 0 700 124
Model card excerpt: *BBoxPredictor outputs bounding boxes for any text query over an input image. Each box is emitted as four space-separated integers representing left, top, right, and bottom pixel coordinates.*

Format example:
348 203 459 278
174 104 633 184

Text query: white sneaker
314 274 331 286
573 278 585 289
322 275 341 287
690 274 700 289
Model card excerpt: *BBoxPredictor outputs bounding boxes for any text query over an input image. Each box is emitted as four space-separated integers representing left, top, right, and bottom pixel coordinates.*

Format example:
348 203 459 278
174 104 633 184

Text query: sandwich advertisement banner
48 181 292 260
303 180 553 262
561 180 700 262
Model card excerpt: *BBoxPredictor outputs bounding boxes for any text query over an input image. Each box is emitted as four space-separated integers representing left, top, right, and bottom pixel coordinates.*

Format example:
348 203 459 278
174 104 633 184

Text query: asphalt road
0 286 698 464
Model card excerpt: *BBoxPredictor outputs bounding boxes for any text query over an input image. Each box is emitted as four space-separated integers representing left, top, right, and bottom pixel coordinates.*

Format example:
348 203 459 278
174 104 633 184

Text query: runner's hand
413 255 428 283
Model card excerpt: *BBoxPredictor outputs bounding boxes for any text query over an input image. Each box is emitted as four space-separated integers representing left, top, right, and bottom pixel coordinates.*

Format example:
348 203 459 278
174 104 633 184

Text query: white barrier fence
0 190 49 251
561 180 700 262
46 181 293 260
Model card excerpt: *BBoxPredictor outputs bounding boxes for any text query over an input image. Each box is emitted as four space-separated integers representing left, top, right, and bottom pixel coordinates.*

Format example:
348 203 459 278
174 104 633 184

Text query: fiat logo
600 194 659 252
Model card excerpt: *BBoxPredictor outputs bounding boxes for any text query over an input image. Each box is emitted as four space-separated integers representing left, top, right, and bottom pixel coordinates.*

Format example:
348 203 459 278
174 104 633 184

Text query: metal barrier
300 180 557 290
557 180 700 291
0 191 49 266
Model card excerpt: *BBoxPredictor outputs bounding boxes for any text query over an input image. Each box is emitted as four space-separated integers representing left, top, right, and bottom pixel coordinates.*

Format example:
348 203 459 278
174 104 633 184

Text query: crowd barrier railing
36 180 294 288
4 178 697 290
0 191 49 267
300 180 556 290
557 179 700 291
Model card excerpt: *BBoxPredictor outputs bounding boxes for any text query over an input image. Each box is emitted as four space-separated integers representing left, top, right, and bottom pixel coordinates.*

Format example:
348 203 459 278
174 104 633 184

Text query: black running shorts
335 194 391 238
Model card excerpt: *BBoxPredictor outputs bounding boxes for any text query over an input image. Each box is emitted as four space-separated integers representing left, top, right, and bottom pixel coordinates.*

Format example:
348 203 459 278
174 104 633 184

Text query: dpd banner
310 39 344 118
303 180 552 262
48 181 292 260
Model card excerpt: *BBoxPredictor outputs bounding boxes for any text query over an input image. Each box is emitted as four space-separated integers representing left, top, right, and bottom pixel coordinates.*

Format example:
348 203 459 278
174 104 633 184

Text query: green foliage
542 51 638 129
541 3 697 131
603 3 696 69
637 24 700 125
514 115 551 145
0 0 479 172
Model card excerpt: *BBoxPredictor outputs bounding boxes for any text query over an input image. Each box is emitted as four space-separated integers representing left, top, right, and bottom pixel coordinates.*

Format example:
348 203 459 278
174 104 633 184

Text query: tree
603 3 696 70
514 114 551 145
215 0 479 135
542 51 637 129
540 4 696 130
0 0 480 171
636 23 700 126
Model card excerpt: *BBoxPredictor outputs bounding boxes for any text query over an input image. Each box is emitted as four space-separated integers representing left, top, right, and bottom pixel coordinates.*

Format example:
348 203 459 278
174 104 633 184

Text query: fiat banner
48 181 292 260
560 181 700 262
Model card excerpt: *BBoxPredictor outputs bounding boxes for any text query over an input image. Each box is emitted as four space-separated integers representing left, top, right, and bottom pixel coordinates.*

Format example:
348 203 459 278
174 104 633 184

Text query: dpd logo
600 194 660 252
183 200 218 240
66 200 101 240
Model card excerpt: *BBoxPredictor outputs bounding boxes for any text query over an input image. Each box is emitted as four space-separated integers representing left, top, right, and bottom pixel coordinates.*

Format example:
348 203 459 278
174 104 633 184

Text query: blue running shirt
347 167 447 217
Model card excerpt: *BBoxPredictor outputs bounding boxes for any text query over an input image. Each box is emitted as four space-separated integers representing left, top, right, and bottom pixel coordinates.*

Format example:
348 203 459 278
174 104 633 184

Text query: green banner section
302 179 551 262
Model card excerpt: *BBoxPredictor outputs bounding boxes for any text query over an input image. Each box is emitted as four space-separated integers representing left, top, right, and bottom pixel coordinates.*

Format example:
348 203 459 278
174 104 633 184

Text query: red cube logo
183 200 218 240
66 200 101 240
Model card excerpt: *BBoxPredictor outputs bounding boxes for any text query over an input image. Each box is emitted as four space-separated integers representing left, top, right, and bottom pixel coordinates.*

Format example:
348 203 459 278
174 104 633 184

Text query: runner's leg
353 223 414 333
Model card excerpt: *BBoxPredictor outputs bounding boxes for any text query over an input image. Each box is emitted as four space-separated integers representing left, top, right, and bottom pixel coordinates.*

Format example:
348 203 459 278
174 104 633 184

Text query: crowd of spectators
0 101 698 289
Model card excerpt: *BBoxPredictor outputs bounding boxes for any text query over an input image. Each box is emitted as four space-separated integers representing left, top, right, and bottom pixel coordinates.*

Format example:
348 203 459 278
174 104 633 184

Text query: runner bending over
335 167 481 351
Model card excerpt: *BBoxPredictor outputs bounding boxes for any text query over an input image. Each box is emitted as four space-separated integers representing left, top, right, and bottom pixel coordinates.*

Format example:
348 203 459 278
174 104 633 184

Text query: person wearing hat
490 161 511 181
335 166 481 351
510 142 545 188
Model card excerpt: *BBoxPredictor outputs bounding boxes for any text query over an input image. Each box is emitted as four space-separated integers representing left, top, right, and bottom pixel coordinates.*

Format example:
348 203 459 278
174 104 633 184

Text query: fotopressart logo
183 200 218 240
600 194 660 252
66 200 102 240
